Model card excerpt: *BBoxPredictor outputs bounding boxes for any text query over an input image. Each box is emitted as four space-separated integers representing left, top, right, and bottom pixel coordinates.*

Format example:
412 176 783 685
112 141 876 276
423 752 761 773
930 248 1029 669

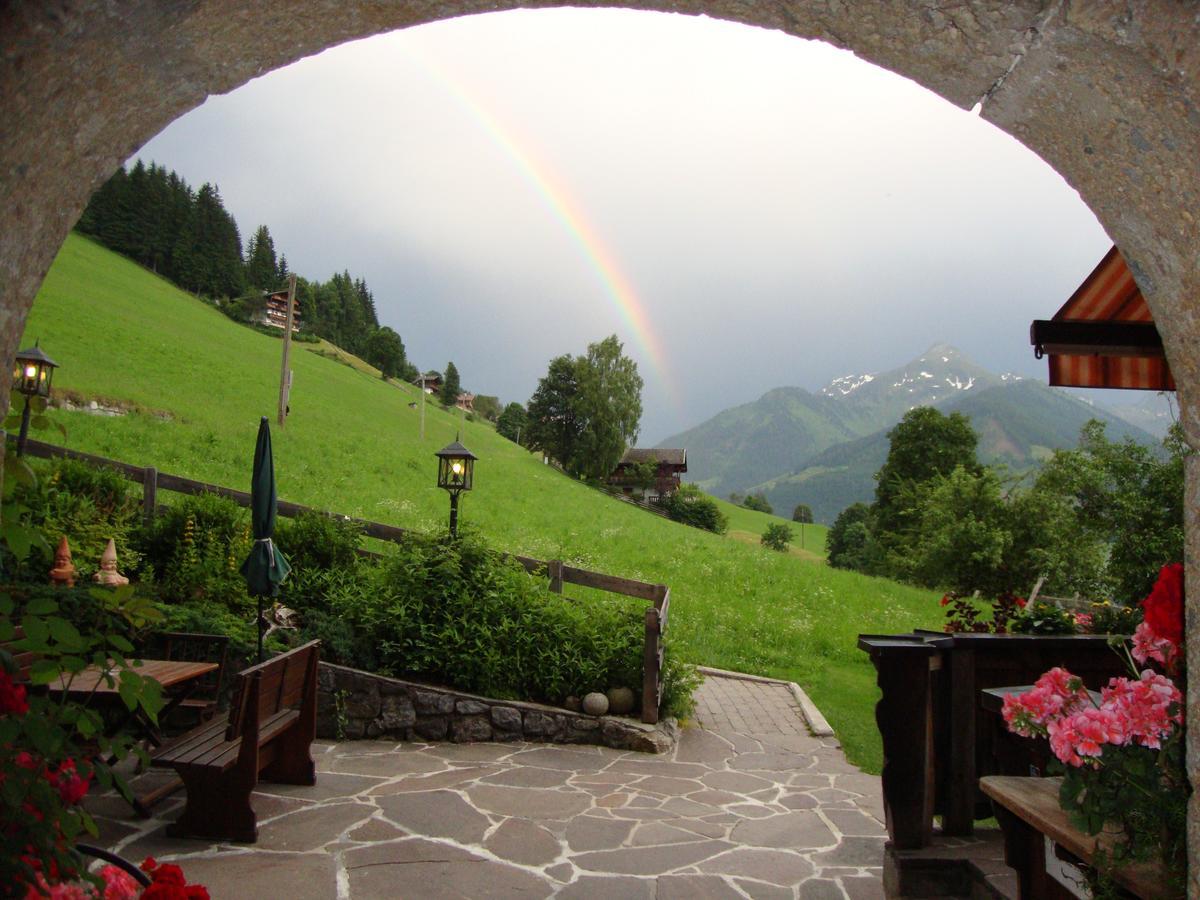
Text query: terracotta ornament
49 536 76 587
93 538 129 586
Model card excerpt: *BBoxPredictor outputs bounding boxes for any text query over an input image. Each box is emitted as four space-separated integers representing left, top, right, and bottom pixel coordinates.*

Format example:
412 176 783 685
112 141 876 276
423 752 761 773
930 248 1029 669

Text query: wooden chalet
414 372 442 394
455 392 475 412
609 449 687 500
260 289 300 332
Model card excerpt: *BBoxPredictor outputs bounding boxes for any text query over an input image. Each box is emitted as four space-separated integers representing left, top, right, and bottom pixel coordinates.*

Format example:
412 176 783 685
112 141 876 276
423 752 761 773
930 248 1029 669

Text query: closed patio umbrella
240 416 291 661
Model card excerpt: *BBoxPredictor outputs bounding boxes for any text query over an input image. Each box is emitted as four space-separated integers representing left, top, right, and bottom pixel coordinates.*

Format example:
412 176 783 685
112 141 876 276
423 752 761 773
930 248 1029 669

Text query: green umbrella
240 416 291 661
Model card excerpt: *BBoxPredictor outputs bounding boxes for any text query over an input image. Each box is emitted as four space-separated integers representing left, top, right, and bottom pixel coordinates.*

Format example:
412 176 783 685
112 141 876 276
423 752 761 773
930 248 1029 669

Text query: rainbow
402 43 677 406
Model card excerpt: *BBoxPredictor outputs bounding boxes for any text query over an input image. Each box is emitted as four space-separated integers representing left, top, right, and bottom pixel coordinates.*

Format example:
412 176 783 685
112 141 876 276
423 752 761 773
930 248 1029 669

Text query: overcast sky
133 8 1117 443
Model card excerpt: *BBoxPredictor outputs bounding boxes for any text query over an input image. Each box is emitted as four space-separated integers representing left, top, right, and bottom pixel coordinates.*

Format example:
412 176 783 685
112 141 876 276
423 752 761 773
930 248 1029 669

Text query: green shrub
660 484 727 534
275 510 362 572
761 523 792 552
155 599 269 672
5 458 145 582
137 493 252 609
743 492 772 514
659 645 701 721
303 531 645 706
1010 600 1078 635
1085 600 1142 635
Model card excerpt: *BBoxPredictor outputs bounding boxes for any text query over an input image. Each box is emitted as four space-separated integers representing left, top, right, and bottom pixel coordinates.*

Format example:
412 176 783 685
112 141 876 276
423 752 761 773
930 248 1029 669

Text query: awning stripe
1039 246 1173 392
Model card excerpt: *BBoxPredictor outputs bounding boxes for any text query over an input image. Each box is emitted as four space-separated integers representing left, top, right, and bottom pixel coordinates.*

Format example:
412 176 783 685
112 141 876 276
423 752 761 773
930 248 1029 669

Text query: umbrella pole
257 596 265 662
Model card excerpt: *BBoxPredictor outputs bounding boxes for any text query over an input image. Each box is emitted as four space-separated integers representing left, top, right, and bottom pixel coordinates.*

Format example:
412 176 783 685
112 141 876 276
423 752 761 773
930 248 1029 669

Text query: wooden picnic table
48 659 218 696
49 659 219 749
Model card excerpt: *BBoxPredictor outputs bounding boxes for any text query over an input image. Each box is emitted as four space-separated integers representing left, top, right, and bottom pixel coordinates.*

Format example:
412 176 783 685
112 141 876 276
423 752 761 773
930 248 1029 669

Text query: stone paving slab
84 674 885 898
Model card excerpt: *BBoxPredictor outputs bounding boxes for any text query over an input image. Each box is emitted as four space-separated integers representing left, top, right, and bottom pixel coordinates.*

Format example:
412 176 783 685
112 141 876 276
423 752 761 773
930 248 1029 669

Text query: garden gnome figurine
49 536 76 587
93 538 129 587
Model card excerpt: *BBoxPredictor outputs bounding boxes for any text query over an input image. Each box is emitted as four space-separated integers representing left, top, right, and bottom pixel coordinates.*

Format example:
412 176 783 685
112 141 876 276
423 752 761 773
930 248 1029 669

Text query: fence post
143 466 158 527
548 560 563 594
642 605 661 724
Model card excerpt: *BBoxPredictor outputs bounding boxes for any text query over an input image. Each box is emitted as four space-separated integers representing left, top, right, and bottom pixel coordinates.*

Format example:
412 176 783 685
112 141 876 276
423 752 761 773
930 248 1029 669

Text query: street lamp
12 343 58 456
435 438 477 538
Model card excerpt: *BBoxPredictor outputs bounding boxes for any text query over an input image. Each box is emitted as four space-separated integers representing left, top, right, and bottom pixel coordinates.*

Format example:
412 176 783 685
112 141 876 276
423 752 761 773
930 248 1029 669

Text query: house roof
618 448 687 468
1030 246 1173 391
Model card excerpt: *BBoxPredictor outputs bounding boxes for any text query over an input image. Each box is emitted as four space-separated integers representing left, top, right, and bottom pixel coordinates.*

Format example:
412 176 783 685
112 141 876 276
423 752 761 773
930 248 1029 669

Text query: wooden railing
858 630 1129 849
15 436 672 724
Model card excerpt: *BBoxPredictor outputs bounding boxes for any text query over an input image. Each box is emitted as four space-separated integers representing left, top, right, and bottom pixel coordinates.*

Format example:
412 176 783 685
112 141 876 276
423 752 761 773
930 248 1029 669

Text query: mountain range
657 344 1162 524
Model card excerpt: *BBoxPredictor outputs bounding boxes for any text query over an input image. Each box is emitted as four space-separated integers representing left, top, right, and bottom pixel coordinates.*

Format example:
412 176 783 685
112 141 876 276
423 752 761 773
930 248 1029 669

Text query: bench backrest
225 640 320 742
1 625 36 683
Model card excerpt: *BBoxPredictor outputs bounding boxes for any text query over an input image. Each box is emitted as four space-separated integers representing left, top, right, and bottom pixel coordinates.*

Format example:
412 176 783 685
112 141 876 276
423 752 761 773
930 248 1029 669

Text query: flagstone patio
85 675 887 898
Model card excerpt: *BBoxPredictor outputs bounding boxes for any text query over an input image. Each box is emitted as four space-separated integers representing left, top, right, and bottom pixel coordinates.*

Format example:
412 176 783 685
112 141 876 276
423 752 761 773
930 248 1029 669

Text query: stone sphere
582 692 609 716
563 695 582 712
606 687 635 716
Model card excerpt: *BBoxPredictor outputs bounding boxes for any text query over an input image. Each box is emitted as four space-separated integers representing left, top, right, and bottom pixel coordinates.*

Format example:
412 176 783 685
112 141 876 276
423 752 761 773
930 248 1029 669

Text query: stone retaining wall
317 662 677 754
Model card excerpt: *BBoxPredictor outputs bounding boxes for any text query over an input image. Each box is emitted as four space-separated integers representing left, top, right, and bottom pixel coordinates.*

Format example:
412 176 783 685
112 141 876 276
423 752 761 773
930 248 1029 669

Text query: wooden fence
15 436 672 724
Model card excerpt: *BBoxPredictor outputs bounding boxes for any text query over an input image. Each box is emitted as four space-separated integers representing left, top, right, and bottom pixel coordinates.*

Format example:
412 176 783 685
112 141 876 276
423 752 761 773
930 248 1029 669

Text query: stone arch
1 1 1198 882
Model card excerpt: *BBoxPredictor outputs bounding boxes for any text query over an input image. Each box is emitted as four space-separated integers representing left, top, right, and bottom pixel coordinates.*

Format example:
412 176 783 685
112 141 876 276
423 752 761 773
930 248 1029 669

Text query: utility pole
419 372 426 441
277 273 297 427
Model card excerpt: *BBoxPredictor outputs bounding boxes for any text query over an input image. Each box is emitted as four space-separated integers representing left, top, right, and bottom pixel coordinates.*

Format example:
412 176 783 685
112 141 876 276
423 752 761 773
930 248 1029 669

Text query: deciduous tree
497 402 527 444
570 336 643 481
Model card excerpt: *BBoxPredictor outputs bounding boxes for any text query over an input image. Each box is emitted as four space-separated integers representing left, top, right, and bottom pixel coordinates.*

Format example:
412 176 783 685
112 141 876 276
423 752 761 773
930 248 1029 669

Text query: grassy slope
24 234 943 770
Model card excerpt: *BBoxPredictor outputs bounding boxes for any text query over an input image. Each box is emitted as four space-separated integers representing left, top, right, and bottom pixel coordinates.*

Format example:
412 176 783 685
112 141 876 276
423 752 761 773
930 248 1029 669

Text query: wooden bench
151 640 320 843
1 625 35 682
980 775 1181 900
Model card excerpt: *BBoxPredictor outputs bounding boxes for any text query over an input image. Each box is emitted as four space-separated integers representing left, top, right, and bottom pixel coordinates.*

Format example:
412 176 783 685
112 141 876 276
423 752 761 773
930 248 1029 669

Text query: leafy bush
1009 599 1078 635
301 532 646 706
743 492 772 514
5 457 144 582
1085 600 1142 635
659 645 701 720
137 492 252 609
761 523 792 552
156 598 268 670
660 484 727 534
275 510 363 573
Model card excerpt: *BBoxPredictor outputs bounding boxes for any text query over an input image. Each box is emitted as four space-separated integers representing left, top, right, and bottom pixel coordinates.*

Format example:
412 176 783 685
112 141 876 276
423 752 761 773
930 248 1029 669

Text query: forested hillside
76 161 409 373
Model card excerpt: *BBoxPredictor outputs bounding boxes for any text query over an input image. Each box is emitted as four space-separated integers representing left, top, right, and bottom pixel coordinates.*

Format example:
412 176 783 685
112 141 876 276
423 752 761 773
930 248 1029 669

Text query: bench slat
981 775 1180 900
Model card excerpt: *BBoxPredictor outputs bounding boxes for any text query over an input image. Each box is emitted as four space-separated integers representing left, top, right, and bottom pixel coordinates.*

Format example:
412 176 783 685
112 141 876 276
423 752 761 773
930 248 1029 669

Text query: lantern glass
12 345 57 399
435 440 477 493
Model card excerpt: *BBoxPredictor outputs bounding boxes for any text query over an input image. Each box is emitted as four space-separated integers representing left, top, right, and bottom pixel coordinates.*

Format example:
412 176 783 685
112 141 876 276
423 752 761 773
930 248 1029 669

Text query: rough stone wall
317 662 677 754
2 1 1198 888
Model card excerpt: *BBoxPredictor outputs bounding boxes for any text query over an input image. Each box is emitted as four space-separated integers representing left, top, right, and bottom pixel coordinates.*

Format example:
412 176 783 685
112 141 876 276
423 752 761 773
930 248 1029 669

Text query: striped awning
1031 246 1174 391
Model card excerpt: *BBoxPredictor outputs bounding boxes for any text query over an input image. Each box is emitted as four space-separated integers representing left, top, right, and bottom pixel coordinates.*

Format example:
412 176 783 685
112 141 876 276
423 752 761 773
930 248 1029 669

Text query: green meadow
21 234 943 770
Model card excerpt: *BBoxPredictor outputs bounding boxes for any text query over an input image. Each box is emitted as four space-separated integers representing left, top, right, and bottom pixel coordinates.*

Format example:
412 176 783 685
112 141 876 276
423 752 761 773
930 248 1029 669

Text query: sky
132 7 1120 443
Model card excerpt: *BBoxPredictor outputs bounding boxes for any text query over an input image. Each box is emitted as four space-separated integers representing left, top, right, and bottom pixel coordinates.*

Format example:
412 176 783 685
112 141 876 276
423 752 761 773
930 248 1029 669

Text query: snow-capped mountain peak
820 373 875 396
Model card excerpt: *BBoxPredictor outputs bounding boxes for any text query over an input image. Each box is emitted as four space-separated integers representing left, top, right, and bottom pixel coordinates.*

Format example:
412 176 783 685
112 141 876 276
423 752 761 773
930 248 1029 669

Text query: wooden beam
1030 319 1164 357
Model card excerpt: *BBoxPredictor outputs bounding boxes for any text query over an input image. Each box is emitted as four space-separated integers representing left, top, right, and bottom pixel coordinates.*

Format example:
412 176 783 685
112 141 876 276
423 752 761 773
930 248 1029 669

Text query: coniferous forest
76 161 415 378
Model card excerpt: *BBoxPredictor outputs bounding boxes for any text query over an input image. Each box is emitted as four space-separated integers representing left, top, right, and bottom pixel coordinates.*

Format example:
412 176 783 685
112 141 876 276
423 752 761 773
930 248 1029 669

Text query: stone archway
2 0 1198 884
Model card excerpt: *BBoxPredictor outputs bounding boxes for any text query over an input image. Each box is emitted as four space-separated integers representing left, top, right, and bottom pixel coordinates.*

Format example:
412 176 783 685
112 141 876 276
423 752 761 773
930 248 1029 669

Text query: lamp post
12 343 58 456
435 438 477 539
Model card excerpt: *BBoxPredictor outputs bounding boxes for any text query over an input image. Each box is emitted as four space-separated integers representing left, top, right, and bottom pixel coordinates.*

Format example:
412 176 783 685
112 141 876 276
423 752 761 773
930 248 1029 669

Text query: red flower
1142 563 1184 648
47 759 90 806
150 863 187 887
940 594 952 607
140 858 158 873
0 670 29 716
141 883 187 900
1014 596 1027 609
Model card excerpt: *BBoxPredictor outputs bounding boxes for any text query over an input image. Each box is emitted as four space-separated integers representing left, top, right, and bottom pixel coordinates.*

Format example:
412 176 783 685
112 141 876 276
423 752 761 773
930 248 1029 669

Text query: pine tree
245 224 280 291
440 362 462 407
